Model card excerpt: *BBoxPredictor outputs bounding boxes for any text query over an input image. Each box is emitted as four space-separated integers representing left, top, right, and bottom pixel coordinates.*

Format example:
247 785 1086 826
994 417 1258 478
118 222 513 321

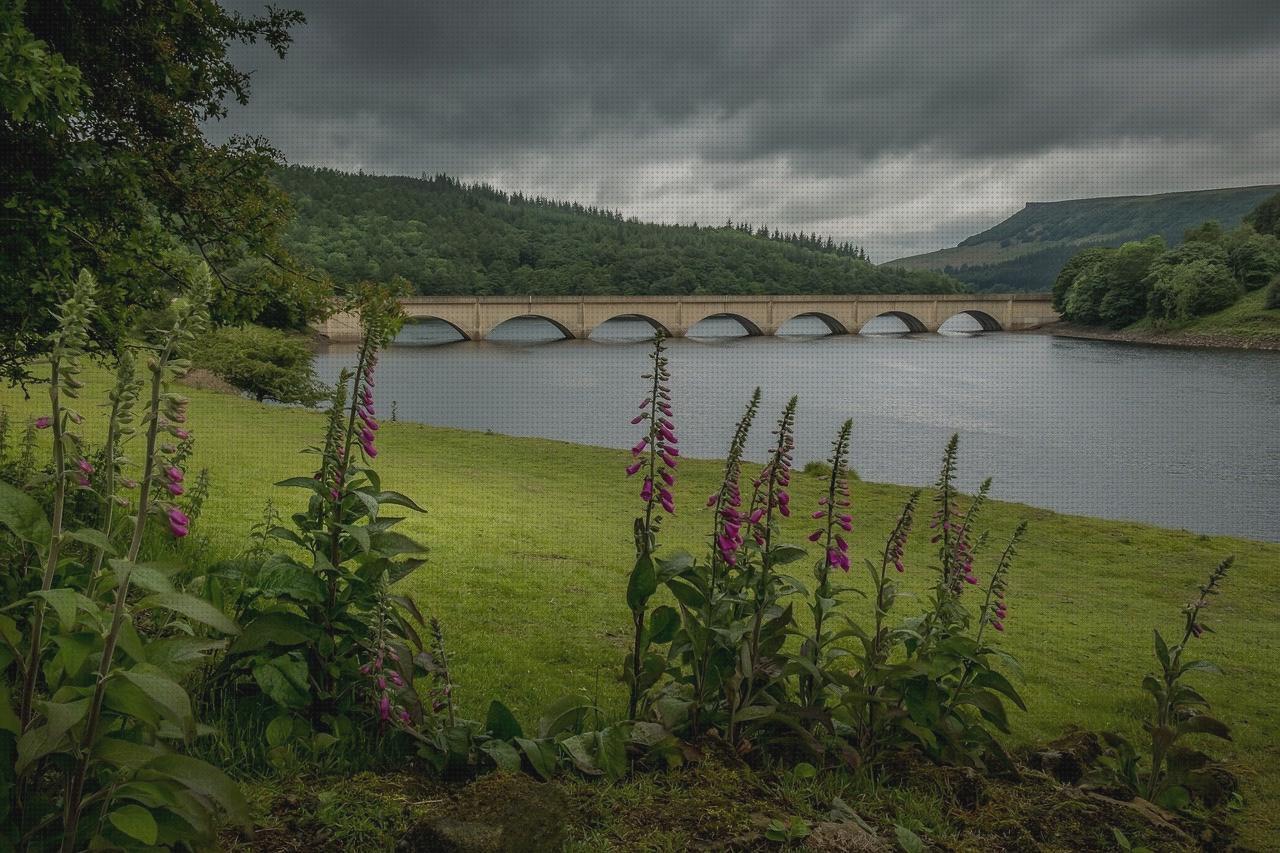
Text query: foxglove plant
1134 557 1233 807
16 269 96 731
226 283 428 730
663 388 762 736
3 267 247 852
798 418 853 710
622 332 679 720
728 396 802 745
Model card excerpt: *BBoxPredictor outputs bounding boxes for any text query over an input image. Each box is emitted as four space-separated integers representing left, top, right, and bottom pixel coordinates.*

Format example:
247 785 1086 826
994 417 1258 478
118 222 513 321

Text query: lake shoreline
1039 320 1280 351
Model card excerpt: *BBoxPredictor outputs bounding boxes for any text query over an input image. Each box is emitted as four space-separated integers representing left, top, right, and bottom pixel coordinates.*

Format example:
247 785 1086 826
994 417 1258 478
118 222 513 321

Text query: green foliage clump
275 167 965 298
1054 193 1280 329
0 1 322 385
1244 191 1280 238
193 324 324 405
1267 276 1280 310
1 268 249 851
1147 260 1242 328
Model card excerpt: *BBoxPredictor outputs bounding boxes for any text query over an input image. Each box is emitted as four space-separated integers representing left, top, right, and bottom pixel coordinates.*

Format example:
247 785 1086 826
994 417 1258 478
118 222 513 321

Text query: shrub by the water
1267 275 1280 309
193 323 325 405
1148 259 1243 327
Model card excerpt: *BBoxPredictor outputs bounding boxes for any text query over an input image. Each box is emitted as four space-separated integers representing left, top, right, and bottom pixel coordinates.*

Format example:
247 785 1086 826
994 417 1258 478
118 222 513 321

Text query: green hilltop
888 184 1280 292
274 165 962 297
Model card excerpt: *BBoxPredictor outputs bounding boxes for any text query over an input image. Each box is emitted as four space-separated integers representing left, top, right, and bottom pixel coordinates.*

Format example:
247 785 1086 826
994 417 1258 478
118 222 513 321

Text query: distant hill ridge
274 166 962 297
887 184 1280 292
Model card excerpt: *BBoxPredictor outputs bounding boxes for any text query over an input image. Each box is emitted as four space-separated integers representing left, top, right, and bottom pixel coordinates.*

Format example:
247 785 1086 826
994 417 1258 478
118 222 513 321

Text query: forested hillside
274 166 963 296
889 185 1280 292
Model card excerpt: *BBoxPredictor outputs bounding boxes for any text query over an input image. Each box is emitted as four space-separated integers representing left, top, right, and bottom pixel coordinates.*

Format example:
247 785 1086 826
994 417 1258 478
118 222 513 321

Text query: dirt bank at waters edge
1038 321 1280 351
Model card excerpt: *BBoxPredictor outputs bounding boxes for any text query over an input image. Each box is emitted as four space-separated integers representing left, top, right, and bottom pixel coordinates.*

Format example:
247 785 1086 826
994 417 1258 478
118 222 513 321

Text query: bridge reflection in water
317 294 1058 343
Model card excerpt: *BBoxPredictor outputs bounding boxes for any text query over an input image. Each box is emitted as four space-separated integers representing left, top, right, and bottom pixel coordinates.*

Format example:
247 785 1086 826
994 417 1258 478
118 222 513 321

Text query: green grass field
1128 287 1280 346
3 370 1277 846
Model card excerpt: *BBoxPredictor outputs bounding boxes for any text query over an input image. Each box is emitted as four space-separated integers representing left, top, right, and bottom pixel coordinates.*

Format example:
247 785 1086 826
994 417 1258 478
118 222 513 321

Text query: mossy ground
3 368 1277 848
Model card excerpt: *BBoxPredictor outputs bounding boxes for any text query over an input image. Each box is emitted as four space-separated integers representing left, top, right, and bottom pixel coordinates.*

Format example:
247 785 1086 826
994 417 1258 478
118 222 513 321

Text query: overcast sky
210 0 1280 260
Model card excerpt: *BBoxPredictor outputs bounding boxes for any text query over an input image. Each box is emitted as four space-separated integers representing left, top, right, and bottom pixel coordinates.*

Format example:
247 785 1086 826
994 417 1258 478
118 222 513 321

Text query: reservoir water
314 316 1280 542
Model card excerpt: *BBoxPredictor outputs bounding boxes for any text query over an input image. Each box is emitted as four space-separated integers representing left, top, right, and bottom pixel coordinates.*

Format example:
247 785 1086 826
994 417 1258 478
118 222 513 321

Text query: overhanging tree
0 0 326 385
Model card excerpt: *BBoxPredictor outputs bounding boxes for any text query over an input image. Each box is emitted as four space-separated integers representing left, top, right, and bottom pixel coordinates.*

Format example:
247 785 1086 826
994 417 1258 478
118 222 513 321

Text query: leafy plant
223 284 429 739
1 267 247 851
1094 557 1235 810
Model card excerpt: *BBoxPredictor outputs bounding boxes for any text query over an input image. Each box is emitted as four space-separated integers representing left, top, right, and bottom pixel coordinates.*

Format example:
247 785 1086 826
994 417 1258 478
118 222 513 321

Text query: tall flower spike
629 332 676 529
810 419 853 573
981 520 1026 633
709 388 762 567
748 396 798 547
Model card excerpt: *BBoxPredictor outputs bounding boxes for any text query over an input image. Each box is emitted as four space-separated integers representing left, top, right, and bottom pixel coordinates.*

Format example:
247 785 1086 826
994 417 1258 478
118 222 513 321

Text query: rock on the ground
399 773 568 853
804 820 890 852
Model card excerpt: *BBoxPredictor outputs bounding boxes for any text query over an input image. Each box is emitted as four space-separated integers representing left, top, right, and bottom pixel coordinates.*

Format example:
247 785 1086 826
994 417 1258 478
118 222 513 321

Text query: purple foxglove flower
631 438 648 455
706 493 718 507
660 469 674 486
631 414 645 425
362 442 378 458
835 534 848 552
808 529 823 542
641 478 653 501
167 483 184 496
626 460 643 476
811 510 825 519
166 466 184 483
35 416 52 429
660 496 675 514
390 672 403 687
665 447 680 458
660 452 678 468
379 694 391 721
74 474 90 487
362 428 375 443
895 560 905 573
749 508 764 524
399 709 411 724
168 507 190 528
992 621 1005 632
77 458 94 474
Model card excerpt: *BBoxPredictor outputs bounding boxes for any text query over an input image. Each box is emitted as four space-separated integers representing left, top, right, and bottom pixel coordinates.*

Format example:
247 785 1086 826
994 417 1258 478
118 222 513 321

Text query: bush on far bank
193 323 325 405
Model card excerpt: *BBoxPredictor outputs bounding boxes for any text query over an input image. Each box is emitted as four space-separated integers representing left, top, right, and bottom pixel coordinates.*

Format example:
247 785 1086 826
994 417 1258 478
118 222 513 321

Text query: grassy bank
3 371 1278 847
1052 288 1280 350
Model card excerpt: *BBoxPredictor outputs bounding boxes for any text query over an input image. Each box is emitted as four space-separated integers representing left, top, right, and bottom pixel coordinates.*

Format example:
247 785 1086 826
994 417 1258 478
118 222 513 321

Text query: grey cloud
211 0 1280 258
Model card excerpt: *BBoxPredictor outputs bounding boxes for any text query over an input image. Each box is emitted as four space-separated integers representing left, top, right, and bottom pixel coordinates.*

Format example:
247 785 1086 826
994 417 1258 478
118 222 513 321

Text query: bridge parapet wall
315 294 1058 342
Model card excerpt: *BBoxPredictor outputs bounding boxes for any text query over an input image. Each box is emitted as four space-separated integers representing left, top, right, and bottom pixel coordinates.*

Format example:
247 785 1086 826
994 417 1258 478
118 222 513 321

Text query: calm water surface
315 316 1280 542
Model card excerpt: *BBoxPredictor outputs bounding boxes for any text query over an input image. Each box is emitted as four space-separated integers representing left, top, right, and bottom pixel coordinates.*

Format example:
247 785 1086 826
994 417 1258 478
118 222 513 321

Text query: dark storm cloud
212 0 1280 258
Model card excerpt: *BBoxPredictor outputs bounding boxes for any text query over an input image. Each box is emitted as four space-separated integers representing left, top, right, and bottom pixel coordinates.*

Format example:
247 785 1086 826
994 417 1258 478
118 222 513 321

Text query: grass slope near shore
1052 288 1280 349
3 371 1278 846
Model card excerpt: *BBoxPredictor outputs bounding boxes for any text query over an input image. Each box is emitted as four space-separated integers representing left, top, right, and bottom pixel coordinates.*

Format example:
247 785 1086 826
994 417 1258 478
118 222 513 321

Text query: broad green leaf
109 804 157 845
266 715 294 748
1154 630 1171 672
770 544 809 565
52 633 96 679
478 738 522 772
0 480 51 545
647 605 679 645
560 733 602 776
596 725 630 782
256 559 327 604
1154 784 1191 811
485 700 523 740
626 553 657 611
275 476 325 492
110 559 174 594
32 588 96 629
1178 714 1231 740
136 593 237 635
537 694 591 739
972 669 1027 711
94 737 164 770
16 698 90 772
376 490 426 513
894 824 926 853
0 684 19 735
515 737 559 780
65 527 116 555
253 656 311 708
118 668 194 736
369 529 427 556
229 612 319 654
146 753 250 827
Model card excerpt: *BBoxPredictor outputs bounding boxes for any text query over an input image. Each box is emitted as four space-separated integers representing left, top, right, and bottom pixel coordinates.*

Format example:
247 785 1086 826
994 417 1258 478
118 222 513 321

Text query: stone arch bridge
317 293 1058 342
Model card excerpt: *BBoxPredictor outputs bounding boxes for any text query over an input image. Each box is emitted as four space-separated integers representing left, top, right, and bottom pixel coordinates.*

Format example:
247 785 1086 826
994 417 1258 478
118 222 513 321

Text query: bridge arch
589 313 671 339
686 312 765 337
485 314 575 340
778 311 848 336
860 311 928 334
940 309 1003 332
394 315 470 343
